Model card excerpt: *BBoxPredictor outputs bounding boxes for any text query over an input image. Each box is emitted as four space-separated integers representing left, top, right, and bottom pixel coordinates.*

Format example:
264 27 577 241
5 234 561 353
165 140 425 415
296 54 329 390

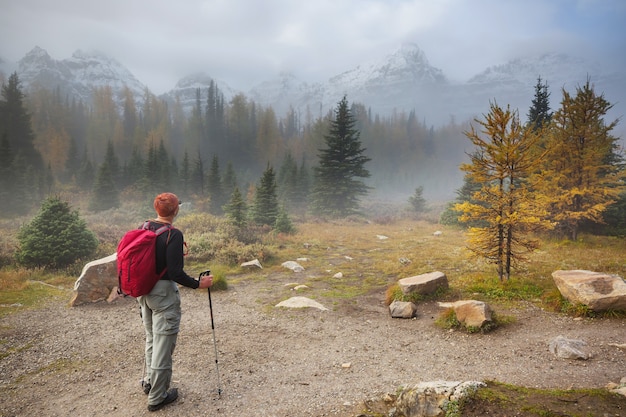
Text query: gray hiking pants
138 280 181 406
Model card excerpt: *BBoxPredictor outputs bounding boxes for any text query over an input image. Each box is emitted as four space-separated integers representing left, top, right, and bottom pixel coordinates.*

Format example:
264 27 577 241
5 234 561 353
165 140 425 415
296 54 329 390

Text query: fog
1 0 624 94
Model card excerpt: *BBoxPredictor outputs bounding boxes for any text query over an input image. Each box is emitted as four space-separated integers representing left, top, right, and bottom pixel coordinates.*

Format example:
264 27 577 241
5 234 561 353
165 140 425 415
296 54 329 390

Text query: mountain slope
1 44 624 130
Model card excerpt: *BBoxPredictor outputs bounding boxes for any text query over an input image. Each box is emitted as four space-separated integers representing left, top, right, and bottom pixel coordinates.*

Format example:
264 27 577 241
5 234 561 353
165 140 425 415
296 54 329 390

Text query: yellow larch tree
536 79 624 240
456 102 552 281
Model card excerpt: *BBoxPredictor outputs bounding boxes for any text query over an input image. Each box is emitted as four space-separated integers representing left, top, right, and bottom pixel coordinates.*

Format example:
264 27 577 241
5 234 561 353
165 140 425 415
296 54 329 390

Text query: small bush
15 197 98 269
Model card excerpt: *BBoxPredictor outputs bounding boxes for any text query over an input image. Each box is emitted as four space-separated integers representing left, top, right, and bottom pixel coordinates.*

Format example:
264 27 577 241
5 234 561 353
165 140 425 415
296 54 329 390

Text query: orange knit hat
153 192 179 217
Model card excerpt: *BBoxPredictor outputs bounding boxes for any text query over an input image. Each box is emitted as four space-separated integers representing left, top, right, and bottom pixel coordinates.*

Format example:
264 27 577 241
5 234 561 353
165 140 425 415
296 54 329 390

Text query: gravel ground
1 272 625 417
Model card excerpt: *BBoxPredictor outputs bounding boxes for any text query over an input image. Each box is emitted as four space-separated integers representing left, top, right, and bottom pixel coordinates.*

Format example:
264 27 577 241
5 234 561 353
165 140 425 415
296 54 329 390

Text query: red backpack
117 221 173 297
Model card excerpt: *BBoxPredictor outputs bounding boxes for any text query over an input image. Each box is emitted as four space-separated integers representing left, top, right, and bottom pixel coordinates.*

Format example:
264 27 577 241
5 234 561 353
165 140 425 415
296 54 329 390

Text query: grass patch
0 269 74 317
1 211 626 317
461 380 625 416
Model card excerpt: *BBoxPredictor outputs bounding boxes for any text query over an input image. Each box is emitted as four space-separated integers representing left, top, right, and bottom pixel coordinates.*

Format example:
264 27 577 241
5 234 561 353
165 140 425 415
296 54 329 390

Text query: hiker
138 192 213 412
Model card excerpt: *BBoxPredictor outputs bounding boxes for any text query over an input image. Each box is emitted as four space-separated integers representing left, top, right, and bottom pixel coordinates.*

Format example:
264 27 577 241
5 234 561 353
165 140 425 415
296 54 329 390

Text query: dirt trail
1 274 625 417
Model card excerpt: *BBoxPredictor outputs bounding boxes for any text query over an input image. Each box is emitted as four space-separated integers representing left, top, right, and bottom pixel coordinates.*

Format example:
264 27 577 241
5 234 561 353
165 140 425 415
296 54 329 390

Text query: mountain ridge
1 43 624 128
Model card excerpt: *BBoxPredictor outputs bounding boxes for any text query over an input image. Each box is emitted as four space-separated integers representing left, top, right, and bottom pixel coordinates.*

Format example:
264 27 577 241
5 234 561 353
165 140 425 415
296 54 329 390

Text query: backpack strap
147 221 174 279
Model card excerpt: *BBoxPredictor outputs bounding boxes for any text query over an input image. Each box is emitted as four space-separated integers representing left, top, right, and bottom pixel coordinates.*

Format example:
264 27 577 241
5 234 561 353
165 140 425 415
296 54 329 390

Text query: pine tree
278 150 299 209
15 196 98 269
456 102 552 281
0 73 43 170
90 160 120 211
77 149 95 190
252 163 279 226
527 77 553 131
223 186 247 228
408 186 426 213
536 79 625 240
310 96 371 217
190 152 205 195
207 154 224 214
222 161 238 194
180 151 191 197
274 206 295 234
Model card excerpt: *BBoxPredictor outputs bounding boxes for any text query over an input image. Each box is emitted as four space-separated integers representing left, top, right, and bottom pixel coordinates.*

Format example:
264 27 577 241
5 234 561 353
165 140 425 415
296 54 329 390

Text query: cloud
1 0 624 94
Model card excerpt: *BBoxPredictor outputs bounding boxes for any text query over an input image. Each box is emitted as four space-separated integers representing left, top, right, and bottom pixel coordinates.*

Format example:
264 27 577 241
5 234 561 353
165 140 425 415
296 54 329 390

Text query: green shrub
15 197 98 269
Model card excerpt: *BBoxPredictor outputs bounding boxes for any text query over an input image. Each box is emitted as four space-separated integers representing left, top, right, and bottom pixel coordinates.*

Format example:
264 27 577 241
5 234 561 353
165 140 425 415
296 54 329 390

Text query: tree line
0 72 465 218
445 77 625 280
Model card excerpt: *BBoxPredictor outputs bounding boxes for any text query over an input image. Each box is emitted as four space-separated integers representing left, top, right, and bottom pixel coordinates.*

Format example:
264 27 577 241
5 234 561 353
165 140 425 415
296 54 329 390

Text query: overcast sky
1 0 625 95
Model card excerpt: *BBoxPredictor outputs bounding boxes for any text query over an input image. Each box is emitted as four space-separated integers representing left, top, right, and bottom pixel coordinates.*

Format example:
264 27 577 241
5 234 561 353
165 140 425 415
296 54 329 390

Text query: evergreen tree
278 150 299 208
15 196 98 269
527 76 553 131
77 149 95 190
180 151 191 197
0 72 43 170
310 96 371 217
408 186 426 213
295 156 310 209
456 102 552 281
207 154 224 214
190 152 205 195
223 186 247 228
274 206 295 234
536 79 625 240
252 163 279 226
222 161 238 194
90 159 120 211
64 137 80 183
123 146 144 188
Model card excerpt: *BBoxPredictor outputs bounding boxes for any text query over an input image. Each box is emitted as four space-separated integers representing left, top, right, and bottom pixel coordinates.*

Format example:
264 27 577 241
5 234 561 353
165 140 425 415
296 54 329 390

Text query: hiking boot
142 382 151 395
147 388 178 412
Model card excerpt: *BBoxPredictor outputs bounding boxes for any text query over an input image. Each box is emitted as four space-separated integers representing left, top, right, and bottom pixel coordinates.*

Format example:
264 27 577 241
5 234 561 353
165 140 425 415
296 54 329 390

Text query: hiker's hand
198 274 213 289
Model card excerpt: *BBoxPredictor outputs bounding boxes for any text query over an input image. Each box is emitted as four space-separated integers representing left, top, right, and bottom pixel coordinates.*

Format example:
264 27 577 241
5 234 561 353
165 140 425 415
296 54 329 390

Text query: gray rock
395 380 485 417
389 300 417 318
275 296 328 311
399 271 448 296
282 261 305 272
549 335 589 360
241 259 263 269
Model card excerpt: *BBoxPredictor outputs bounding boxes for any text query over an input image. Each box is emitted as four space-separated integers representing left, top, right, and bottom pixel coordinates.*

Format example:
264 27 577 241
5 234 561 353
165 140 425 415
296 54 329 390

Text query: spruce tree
527 76 553 131
16 196 98 269
207 154 224 214
90 160 120 211
408 186 426 213
222 161 238 194
0 72 43 170
252 163 279 226
310 96 371 217
223 186 247 228
278 150 298 208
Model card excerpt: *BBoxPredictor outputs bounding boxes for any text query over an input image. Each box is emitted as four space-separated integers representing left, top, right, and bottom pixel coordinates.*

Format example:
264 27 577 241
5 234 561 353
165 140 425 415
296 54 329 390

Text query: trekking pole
200 270 222 396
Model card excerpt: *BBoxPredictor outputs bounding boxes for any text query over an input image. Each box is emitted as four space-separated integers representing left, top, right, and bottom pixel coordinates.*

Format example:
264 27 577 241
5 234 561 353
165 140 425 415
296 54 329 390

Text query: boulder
70 254 119 306
275 296 328 311
395 380 485 417
399 271 448 296
438 300 493 328
389 300 417 318
282 261 305 272
241 259 263 269
549 335 589 360
552 269 626 312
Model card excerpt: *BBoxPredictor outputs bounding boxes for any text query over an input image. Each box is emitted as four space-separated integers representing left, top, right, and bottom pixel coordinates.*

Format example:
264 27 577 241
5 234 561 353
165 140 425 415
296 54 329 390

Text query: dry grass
1 203 625 316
